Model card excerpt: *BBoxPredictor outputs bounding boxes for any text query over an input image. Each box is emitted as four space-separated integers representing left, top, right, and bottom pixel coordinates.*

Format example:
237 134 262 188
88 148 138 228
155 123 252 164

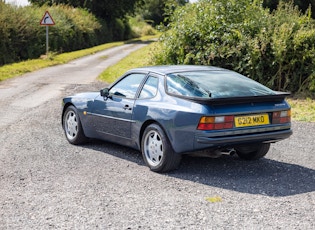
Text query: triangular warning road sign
40 11 55 26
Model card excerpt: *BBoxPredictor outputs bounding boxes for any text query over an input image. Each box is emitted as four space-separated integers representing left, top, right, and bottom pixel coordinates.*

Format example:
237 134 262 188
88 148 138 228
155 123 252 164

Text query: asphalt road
0 44 315 229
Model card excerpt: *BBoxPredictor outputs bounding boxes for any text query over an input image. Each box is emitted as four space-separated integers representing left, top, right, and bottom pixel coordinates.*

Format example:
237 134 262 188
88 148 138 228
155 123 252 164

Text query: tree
29 0 143 21
137 0 188 26
263 0 315 18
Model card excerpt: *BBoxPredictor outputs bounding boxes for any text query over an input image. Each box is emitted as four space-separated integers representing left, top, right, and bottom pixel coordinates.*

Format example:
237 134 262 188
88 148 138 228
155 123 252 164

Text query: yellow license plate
235 114 270 127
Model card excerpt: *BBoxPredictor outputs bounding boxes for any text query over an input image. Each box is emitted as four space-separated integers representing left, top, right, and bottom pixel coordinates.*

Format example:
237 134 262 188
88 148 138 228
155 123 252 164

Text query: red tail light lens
272 109 291 124
197 116 234 130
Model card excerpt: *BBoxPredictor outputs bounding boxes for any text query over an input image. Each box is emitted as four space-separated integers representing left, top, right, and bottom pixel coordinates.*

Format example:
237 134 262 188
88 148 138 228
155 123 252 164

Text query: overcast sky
5 0 29 6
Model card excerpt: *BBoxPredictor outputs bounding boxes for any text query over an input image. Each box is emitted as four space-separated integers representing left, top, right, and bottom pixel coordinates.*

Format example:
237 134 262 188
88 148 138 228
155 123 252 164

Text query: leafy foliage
137 0 188 26
0 3 135 66
0 3 45 64
154 0 315 93
128 15 157 37
47 5 102 52
263 0 315 19
29 0 141 21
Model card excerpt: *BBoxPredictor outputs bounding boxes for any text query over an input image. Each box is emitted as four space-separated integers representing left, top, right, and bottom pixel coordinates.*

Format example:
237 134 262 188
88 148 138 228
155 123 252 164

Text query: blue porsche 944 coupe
62 65 292 172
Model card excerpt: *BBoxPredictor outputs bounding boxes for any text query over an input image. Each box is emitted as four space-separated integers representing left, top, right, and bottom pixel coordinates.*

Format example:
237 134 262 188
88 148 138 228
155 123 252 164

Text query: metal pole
46 26 49 55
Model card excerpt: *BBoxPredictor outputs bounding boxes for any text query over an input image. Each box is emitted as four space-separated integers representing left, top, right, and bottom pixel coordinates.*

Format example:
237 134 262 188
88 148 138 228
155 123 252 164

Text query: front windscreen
166 70 275 99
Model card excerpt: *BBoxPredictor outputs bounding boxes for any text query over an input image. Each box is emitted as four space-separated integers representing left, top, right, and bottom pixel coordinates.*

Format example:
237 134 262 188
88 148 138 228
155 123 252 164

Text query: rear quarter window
138 76 158 99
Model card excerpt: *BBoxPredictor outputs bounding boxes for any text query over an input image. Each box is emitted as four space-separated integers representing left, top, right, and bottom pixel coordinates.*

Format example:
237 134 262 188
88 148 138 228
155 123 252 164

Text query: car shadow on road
86 140 315 198
170 155 315 197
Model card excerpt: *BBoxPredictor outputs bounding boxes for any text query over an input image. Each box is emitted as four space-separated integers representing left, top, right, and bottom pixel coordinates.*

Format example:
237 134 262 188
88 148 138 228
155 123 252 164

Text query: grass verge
0 35 158 82
287 98 315 122
98 42 158 83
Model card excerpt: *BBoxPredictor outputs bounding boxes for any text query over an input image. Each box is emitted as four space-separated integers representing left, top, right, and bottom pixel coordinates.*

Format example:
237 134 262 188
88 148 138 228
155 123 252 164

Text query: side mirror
100 88 110 98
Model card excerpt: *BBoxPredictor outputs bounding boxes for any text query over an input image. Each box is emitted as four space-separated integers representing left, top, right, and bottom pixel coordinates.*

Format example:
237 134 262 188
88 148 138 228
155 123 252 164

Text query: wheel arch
61 102 75 128
62 103 88 144
139 120 173 150
139 120 156 147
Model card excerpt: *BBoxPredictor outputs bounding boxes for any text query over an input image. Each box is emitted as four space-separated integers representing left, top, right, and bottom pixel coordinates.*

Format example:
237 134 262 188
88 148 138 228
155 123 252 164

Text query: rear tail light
272 109 291 124
197 116 234 130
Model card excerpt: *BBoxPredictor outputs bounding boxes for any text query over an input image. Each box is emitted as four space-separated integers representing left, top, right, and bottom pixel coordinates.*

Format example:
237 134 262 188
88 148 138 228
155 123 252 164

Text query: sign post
40 11 55 55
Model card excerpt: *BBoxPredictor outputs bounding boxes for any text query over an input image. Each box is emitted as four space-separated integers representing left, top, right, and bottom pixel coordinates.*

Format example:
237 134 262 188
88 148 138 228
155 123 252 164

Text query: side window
138 76 159 99
109 73 146 99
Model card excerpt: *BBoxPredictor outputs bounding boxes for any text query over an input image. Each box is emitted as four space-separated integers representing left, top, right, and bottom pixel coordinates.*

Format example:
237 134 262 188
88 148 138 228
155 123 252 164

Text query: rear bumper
195 128 292 148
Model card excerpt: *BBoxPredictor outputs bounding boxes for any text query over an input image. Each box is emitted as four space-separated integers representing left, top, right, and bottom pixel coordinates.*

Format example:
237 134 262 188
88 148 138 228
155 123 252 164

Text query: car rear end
164 66 292 156
194 98 292 150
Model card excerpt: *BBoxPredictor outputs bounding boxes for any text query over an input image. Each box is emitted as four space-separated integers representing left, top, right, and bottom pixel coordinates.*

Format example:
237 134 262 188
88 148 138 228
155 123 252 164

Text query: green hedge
0 3 133 66
154 0 315 93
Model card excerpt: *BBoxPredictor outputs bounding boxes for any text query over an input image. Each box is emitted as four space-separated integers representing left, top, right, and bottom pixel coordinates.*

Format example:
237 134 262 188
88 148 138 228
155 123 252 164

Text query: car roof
129 65 227 75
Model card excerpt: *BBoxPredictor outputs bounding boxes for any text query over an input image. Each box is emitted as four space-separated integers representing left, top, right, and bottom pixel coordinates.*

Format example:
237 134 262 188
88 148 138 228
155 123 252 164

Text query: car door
91 73 147 140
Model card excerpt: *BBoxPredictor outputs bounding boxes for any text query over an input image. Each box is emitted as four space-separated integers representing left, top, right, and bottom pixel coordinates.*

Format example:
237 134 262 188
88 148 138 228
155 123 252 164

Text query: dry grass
287 98 315 122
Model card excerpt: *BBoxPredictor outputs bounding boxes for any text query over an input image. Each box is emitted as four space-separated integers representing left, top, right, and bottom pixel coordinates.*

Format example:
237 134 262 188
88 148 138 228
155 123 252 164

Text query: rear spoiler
184 92 291 105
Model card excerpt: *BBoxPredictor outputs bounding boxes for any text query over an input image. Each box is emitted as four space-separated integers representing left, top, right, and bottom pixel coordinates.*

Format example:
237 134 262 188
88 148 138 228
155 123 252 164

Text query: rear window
166 70 275 98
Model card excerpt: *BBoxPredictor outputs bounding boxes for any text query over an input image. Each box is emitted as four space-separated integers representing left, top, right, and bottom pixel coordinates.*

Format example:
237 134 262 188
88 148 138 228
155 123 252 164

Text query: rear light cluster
197 109 291 131
272 109 291 124
197 116 234 130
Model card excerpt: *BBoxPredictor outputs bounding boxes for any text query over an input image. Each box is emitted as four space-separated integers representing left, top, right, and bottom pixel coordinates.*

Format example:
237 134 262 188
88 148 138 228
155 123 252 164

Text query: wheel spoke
145 130 164 166
66 112 78 139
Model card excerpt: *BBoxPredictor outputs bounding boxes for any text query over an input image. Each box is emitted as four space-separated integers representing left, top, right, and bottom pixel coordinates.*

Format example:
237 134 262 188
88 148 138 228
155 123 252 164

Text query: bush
0 3 103 65
0 3 136 66
48 5 102 52
128 15 157 37
0 3 45 64
154 0 315 93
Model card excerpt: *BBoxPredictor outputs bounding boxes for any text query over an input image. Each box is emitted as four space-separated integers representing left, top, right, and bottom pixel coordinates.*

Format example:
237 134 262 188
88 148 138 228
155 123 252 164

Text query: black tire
236 143 270 160
63 105 87 145
141 123 181 172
